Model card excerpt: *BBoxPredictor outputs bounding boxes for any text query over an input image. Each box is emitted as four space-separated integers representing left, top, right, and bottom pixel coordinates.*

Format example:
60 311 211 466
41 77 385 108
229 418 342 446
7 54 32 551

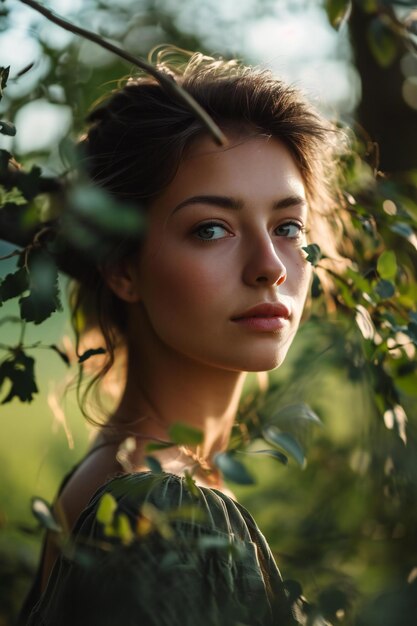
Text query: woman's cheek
142 252 219 318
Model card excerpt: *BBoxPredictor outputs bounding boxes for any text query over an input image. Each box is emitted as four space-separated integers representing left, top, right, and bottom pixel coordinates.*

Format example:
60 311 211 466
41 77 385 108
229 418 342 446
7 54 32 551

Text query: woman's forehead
151 133 306 214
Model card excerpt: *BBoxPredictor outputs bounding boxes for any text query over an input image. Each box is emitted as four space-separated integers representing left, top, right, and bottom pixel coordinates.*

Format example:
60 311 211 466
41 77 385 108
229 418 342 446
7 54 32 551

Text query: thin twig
0 249 20 261
19 320 26 345
32 226 55 245
18 0 227 146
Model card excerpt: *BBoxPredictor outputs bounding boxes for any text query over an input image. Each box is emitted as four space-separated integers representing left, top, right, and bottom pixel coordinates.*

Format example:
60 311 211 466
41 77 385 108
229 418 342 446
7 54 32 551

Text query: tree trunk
349 4 417 172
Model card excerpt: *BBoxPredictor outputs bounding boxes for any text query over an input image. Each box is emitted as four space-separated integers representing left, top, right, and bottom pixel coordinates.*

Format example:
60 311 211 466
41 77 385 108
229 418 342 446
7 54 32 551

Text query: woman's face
128 133 312 373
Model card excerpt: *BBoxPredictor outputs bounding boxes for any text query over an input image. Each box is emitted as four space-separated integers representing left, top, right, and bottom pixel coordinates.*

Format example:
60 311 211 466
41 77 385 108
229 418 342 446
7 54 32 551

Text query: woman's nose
242 235 287 287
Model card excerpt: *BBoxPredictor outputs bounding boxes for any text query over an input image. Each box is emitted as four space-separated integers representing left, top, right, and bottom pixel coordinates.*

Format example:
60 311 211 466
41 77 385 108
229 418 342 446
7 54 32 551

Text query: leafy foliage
367 16 399 67
144 455 163 474
0 350 38 403
62 184 145 266
18 248 62 325
325 0 352 30
213 452 255 485
262 428 306 468
0 121 16 137
0 185 27 206
96 492 118 526
0 268 28 305
1 2 417 625
302 243 322 267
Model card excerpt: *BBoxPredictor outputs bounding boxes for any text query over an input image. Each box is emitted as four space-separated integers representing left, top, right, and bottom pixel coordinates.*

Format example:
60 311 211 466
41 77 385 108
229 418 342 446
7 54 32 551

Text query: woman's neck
109 343 247 471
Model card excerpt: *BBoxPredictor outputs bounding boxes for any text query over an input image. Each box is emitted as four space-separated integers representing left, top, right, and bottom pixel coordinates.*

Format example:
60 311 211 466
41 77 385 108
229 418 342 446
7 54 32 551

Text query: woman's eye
193 222 229 241
275 221 304 239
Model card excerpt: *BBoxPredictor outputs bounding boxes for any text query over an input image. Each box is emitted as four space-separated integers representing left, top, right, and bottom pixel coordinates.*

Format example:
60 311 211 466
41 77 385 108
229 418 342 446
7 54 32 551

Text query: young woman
20 49 341 626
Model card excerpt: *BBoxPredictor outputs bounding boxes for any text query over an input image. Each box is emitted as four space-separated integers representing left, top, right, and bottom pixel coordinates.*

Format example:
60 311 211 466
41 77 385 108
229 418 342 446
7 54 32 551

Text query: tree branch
0 249 20 261
18 0 227 146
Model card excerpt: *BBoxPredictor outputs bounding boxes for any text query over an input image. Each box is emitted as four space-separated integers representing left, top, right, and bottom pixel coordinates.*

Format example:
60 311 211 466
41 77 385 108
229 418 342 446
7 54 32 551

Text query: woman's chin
231 350 289 373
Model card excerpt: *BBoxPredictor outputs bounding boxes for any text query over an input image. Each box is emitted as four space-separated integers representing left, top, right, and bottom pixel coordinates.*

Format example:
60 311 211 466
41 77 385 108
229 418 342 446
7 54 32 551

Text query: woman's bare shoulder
55 442 123 532
40 444 125 591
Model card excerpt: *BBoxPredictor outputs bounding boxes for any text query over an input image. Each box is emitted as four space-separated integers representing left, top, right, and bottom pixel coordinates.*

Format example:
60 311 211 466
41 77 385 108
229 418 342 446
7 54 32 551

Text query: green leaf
0 66 9 99
31 497 62 533
198 535 233 552
0 185 27 206
20 291 61 325
362 0 378 11
377 250 397 280
0 351 38 403
96 492 118 525
144 455 163 473
15 165 42 200
367 18 398 68
0 120 16 136
345 267 372 294
335 277 356 308
242 449 288 465
214 452 255 485
271 403 322 426
262 427 306 468
198 534 246 559
0 149 11 173
389 222 414 239
168 422 204 446
406 321 417 344
302 243 322 267
318 587 349 621
49 344 70 366
395 371 417 397
325 0 352 30
114 513 134 545
284 580 303 602
78 347 106 363
0 268 29 305
69 185 145 237
183 469 200 498
19 249 61 324
311 272 322 298
374 279 395 300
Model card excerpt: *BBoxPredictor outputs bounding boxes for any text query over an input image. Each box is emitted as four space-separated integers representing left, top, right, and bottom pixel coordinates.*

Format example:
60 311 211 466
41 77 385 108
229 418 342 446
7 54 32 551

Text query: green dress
20 457 303 626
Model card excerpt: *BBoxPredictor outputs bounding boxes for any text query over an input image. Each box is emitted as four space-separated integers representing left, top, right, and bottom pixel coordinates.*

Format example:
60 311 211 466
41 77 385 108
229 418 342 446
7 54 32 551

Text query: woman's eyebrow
273 194 308 210
172 194 307 213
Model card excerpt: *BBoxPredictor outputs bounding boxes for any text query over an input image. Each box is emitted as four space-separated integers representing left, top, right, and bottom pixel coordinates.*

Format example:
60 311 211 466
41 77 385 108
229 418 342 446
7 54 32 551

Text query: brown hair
70 47 346 422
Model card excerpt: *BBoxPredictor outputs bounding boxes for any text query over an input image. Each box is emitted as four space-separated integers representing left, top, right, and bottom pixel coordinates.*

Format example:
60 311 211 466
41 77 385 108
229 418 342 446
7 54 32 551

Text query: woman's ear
101 259 141 303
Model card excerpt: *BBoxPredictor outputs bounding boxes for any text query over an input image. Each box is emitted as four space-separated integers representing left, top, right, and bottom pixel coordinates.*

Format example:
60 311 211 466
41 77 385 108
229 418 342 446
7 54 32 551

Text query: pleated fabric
22 472 300 626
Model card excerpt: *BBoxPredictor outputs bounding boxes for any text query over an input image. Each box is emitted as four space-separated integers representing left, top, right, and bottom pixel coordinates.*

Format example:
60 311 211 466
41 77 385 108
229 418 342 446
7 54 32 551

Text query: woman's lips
231 303 290 332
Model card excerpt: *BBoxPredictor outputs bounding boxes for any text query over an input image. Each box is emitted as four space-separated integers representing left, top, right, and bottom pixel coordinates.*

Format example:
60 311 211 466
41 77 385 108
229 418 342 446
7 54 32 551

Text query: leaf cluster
325 0 417 67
